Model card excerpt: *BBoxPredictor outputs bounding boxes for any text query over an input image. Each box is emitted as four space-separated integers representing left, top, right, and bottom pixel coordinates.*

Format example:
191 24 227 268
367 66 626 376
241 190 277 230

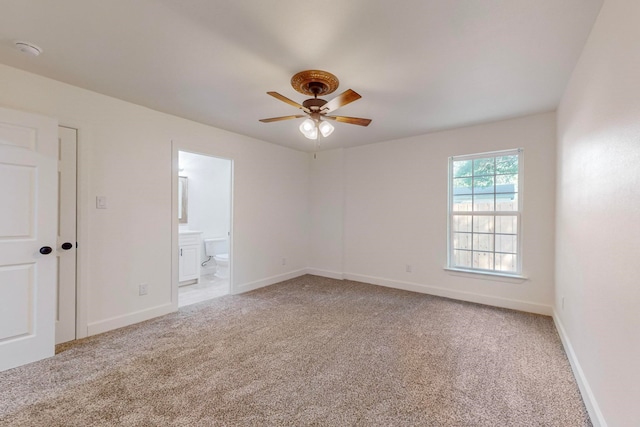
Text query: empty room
0 1 638 426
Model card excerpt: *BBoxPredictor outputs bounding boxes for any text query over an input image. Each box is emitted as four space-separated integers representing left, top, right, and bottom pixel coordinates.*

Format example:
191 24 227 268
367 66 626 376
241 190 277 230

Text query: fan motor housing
303 98 328 111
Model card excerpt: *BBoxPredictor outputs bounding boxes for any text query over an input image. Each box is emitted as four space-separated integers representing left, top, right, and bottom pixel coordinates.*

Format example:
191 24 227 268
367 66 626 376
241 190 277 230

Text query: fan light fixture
299 118 317 139
318 121 334 137
299 118 334 139
260 70 371 144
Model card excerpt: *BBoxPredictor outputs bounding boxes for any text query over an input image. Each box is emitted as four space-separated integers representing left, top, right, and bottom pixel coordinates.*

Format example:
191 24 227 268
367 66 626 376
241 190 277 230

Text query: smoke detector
13 41 42 57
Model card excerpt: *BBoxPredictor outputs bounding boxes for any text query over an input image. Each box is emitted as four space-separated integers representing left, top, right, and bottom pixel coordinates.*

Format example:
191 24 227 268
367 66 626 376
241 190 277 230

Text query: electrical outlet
139 283 149 296
282 257 287 266
406 264 412 273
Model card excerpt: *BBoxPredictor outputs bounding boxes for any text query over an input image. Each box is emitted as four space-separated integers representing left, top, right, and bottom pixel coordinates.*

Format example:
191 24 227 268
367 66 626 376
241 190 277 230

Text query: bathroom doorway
177 150 232 307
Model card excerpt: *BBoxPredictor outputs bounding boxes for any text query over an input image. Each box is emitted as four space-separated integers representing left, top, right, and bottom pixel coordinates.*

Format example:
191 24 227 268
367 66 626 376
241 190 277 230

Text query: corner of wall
233 269 308 294
552 310 608 427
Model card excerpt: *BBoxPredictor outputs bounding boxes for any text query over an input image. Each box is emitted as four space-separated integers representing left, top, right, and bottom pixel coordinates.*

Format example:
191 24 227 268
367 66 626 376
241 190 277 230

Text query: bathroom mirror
178 176 188 224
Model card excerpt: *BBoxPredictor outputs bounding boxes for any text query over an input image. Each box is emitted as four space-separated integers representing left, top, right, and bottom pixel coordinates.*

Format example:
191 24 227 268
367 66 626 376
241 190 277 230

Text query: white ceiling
0 0 602 152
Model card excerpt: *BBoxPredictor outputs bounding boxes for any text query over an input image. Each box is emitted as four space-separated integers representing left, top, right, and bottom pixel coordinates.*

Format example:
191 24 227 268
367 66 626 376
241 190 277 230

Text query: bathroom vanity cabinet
179 231 202 285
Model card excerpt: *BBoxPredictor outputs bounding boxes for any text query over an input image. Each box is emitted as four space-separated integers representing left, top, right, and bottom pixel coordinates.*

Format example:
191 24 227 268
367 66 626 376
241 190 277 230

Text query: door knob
39 246 53 255
61 242 73 250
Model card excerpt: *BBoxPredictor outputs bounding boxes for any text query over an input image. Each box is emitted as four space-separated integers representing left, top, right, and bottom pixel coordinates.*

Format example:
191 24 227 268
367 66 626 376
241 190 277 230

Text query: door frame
59 121 90 341
171 141 235 310
56 125 78 344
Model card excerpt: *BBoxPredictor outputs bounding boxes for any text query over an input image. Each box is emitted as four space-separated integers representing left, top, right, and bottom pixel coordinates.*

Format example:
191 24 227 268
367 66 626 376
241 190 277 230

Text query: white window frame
447 148 524 277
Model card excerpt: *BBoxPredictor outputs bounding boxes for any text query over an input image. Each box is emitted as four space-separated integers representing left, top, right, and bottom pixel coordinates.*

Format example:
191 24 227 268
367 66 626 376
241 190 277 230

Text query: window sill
444 267 528 282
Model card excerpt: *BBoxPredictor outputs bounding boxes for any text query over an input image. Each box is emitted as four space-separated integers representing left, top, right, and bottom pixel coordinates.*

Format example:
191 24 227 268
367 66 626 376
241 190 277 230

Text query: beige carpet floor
0 275 591 426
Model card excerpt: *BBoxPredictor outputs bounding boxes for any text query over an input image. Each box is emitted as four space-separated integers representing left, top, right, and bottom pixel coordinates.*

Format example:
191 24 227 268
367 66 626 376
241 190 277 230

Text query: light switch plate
96 196 107 209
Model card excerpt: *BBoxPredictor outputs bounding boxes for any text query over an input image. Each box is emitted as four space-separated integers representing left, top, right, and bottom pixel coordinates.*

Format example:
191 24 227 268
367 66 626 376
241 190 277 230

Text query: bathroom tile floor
179 274 229 308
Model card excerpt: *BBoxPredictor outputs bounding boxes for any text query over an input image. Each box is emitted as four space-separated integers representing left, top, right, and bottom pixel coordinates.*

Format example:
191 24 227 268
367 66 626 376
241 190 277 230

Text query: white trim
171 140 179 311
444 267 528 281
450 148 524 161
553 311 608 427
86 303 174 336
233 269 307 294
343 273 552 315
61 121 91 340
305 268 345 280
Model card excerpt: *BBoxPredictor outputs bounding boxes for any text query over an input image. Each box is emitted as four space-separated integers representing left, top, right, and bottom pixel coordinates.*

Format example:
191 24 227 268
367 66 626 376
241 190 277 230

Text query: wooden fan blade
325 115 372 127
259 115 306 123
321 89 362 113
267 92 310 113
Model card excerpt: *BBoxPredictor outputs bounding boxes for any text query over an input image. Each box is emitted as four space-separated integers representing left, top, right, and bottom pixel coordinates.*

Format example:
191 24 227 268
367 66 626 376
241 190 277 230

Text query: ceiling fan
259 70 372 140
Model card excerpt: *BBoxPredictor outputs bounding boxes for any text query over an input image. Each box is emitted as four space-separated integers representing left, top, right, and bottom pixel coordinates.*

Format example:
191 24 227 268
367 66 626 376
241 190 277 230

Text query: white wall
556 0 640 425
308 149 345 278
0 63 309 337
310 113 557 314
171 133 310 299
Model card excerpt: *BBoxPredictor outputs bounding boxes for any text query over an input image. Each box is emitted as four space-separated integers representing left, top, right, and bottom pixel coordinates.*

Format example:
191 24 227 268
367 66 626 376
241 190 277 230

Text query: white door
56 126 77 344
0 107 58 372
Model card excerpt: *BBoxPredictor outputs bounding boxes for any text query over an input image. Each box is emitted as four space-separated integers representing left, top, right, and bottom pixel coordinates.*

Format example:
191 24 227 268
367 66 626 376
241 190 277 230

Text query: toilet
213 253 229 279
204 237 229 279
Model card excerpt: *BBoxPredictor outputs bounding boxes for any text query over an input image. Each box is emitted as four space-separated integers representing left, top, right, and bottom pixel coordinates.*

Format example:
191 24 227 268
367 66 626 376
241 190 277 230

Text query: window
448 149 522 275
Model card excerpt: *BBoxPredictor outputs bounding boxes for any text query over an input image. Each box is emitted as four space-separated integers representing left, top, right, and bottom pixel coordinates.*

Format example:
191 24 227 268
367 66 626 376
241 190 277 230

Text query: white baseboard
553 311 607 427
233 269 307 294
87 303 174 337
343 273 553 316
305 268 345 280
86 270 307 336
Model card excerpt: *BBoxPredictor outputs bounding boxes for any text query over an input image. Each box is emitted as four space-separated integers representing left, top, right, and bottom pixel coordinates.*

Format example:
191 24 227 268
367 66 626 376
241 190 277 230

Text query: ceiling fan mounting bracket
291 70 339 97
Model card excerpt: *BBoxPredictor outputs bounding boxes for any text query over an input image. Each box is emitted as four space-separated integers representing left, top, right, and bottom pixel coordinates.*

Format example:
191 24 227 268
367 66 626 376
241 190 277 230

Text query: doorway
177 151 232 307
